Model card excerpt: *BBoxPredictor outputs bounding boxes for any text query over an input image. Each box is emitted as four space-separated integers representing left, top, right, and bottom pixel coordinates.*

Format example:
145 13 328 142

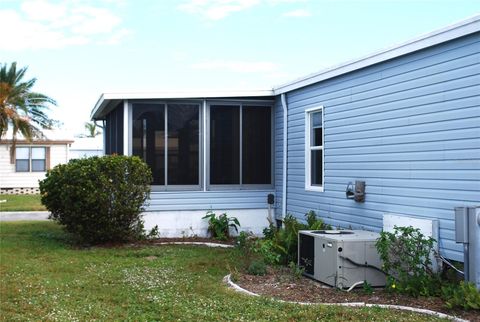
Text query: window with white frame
305 107 324 191
15 147 47 172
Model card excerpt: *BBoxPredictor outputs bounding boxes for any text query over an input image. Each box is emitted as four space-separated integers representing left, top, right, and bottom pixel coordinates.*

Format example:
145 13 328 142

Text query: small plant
236 231 251 250
247 260 267 276
288 261 305 280
376 225 438 297
262 224 276 240
362 281 374 295
256 239 281 265
442 281 480 310
305 210 332 230
146 225 160 239
202 211 240 241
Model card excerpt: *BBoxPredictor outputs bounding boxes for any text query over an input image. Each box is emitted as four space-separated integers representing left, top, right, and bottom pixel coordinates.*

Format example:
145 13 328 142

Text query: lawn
0 194 46 211
0 222 447 321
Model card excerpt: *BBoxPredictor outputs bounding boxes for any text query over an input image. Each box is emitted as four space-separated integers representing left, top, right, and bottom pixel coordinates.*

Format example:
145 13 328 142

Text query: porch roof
91 90 274 120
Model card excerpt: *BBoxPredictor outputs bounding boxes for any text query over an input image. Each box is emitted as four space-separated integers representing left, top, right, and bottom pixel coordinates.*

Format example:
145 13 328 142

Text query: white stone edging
155 242 234 248
224 274 468 322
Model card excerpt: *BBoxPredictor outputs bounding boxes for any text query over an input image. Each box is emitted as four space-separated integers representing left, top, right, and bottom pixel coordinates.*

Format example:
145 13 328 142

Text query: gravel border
224 274 468 322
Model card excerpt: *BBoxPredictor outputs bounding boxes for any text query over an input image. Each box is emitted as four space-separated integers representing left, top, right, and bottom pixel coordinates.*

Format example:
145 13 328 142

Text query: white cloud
178 0 310 20
282 8 311 17
192 60 279 73
0 0 129 50
178 0 260 20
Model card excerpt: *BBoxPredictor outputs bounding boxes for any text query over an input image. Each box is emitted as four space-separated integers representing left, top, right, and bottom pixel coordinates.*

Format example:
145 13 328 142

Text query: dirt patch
234 267 479 321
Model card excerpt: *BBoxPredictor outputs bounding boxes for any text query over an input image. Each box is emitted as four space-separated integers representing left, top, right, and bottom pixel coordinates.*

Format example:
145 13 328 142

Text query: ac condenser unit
298 230 385 289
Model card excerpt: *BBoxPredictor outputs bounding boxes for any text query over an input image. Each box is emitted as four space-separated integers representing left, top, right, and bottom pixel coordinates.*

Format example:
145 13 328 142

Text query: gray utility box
298 230 385 289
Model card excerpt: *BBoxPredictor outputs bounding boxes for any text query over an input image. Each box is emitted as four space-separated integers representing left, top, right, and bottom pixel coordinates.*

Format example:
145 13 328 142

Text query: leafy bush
442 281 480 310
376 225 439 297
262 211 331 265
202 211 240 240
255 239 281 265
305 210 332 230
247 260 267 276
39 155 152 244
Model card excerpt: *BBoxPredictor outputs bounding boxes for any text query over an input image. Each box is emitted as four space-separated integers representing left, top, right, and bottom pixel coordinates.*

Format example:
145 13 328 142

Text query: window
242 106 271 184
15 147 46 172
210 106 240 184
209 104 272 187
132 103 200 188
305 107 324 191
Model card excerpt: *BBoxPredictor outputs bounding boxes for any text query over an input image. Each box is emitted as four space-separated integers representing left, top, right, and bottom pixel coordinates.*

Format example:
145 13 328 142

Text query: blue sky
1 0 479 134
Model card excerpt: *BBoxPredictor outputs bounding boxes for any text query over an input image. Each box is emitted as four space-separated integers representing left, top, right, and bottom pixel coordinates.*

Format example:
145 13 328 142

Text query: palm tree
0 62 57 158
84 122 102 138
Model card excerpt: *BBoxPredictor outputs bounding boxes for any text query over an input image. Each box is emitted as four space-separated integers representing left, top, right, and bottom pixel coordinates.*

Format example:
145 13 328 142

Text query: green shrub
376 225 439 297
256 239 281 265
39 155 152 244
442 281 480 310
202 211 240 240
236 231 251 250
259 211 331 265
247 260 267 276
305 210 332 230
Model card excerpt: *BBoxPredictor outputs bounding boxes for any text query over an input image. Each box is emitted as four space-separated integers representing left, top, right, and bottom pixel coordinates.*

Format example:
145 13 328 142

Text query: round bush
39 155 152 244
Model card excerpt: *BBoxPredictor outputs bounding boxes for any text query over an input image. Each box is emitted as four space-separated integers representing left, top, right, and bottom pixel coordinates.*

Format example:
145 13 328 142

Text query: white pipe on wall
123 100 129 156
281 93 288 219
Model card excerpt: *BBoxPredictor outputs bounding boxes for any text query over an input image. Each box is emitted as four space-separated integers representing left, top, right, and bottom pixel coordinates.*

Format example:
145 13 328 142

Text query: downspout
281 93 288 220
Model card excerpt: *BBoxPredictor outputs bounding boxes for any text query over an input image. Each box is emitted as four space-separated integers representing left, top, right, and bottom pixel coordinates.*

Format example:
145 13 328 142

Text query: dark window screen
167 104 199 185
242 106 271 184
210 106 240 184
132 103 165 185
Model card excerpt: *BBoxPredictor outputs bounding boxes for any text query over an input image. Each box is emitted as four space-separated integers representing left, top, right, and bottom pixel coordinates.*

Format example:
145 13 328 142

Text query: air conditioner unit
298 230 385 289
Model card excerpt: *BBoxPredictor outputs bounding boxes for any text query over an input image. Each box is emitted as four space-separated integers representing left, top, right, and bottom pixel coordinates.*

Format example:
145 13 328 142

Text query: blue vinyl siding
275 32 480 261
146 190 274 211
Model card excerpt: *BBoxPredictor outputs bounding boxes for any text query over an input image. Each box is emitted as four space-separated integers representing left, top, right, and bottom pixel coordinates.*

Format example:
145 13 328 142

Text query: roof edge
90 90 275 120
274 14 480 95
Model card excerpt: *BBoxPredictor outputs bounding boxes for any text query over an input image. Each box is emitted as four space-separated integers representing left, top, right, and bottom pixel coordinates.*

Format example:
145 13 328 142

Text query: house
69 136 104 160
0 131 74 194
91 15 480 261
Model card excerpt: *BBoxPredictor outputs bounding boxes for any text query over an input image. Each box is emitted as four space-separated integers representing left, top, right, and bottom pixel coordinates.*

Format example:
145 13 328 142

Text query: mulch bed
234 266 479 321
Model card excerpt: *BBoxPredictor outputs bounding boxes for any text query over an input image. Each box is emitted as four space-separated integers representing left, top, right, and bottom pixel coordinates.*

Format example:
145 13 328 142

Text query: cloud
178 0 260 20
282 8 311 17
178 0 309 20
0 0 129 50
192 60 279 73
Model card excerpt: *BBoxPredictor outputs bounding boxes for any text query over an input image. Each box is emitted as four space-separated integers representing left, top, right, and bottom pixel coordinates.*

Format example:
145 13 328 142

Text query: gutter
281 93 288 219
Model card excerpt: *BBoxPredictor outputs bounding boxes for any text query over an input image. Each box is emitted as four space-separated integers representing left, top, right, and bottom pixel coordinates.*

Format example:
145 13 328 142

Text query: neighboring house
91 16 480 260
69 136 104 160
0 131 74 194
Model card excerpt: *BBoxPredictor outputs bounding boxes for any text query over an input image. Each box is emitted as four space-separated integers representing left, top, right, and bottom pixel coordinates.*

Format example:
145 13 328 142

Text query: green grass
0 222 446 321
0 194 46 212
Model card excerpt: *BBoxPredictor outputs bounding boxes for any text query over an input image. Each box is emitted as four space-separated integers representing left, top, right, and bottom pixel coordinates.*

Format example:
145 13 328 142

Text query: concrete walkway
0 211 50 221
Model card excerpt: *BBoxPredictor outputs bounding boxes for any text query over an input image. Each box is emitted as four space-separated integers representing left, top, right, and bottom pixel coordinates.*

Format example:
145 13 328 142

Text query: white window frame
305 106 324 192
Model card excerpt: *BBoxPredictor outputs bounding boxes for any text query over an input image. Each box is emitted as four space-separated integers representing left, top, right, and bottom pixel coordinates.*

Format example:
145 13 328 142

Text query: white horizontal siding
0 144 69 188
146 190 275 212
276 32 480 261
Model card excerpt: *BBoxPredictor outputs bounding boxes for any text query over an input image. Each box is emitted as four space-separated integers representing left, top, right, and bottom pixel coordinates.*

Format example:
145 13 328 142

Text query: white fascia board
274 14 480 94
90 90 274 120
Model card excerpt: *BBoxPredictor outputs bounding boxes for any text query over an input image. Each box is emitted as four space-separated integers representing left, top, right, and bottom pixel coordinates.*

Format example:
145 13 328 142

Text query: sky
1 0 479 135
